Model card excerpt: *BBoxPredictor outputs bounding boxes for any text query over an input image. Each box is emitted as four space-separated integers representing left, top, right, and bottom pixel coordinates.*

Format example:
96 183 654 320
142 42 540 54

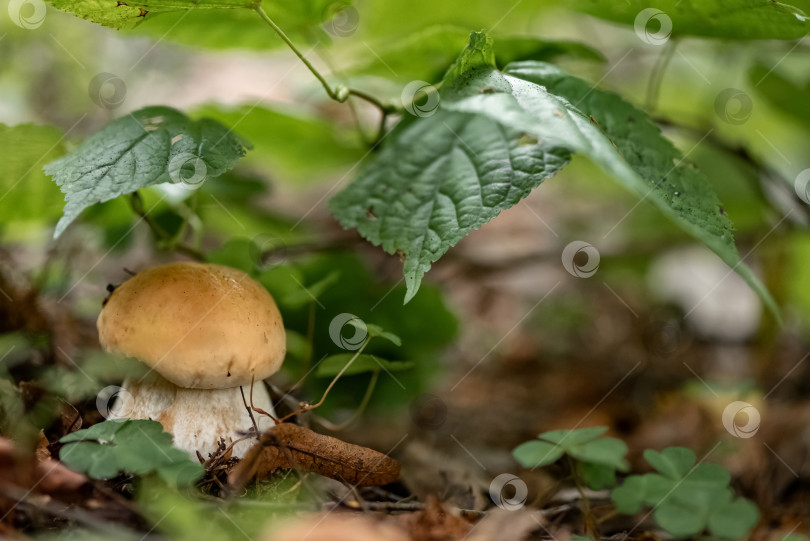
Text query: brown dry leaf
399 494 472 541
265 511 409 541
229 423 400 489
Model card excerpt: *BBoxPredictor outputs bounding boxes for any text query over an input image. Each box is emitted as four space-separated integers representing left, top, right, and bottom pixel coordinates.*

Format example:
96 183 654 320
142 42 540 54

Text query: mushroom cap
97 261 285 389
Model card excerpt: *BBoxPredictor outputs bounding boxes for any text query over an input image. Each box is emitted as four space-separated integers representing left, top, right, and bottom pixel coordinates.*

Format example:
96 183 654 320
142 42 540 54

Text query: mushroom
97 261 286 459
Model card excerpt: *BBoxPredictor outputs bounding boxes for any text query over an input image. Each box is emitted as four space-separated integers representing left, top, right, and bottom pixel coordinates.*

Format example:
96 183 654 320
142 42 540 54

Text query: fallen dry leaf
229 423 400 489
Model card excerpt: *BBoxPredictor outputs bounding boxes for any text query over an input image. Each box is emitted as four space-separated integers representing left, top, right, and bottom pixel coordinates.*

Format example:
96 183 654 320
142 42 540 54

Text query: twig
312 369 379 431
239 385 260 437
275 337 371 423
252 4 395 129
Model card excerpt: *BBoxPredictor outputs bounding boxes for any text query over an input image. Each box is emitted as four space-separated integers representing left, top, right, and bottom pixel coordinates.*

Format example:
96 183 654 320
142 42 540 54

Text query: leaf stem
568 456 598 538
313 369 379 431
253 5 337 100
275 337 371 423
252 5 394 134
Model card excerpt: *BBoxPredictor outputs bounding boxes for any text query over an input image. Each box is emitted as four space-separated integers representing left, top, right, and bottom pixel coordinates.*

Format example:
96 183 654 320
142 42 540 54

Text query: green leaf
46 0 255 30
347 25 602 84
59 420 203 484
127 0 339 50
440 36 776 315
644 447 696 480
580 461 618 490
333 32 775 310
330 109 571 302
512 439 565 468
282 271 342 308
359 322 402 346
612 474 648 514
193 104 363 182
538 426 608 448
655 501 708 538
315 353 414 377
0 124 67 229
43 106 248 238
571 0 809 40
569 437 629 470
749 63 810 129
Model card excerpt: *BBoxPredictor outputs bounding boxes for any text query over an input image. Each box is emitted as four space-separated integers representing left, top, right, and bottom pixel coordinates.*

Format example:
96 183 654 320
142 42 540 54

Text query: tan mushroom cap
97 261 285 389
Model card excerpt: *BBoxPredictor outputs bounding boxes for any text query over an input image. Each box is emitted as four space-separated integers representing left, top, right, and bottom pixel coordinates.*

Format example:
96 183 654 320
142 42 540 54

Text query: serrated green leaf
644 447 696 479
315 353 414 377
43 106 248 238
512 439 565 468
333 32 775 310
60 441 123 479
46 0 255 30
59 420 203 484
0 124 67 230
571 0 808 40
347 25 603 84
330 109 571 302
60 418 128 443
440 36 776 315
538 426 608 448
569 437 629 470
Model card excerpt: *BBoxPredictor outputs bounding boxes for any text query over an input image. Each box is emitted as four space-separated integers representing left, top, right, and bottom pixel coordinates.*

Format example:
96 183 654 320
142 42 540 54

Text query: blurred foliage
1 0 810 539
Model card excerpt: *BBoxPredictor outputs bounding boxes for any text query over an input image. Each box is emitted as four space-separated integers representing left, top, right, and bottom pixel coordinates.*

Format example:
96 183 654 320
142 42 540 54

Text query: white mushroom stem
112 372 276 460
